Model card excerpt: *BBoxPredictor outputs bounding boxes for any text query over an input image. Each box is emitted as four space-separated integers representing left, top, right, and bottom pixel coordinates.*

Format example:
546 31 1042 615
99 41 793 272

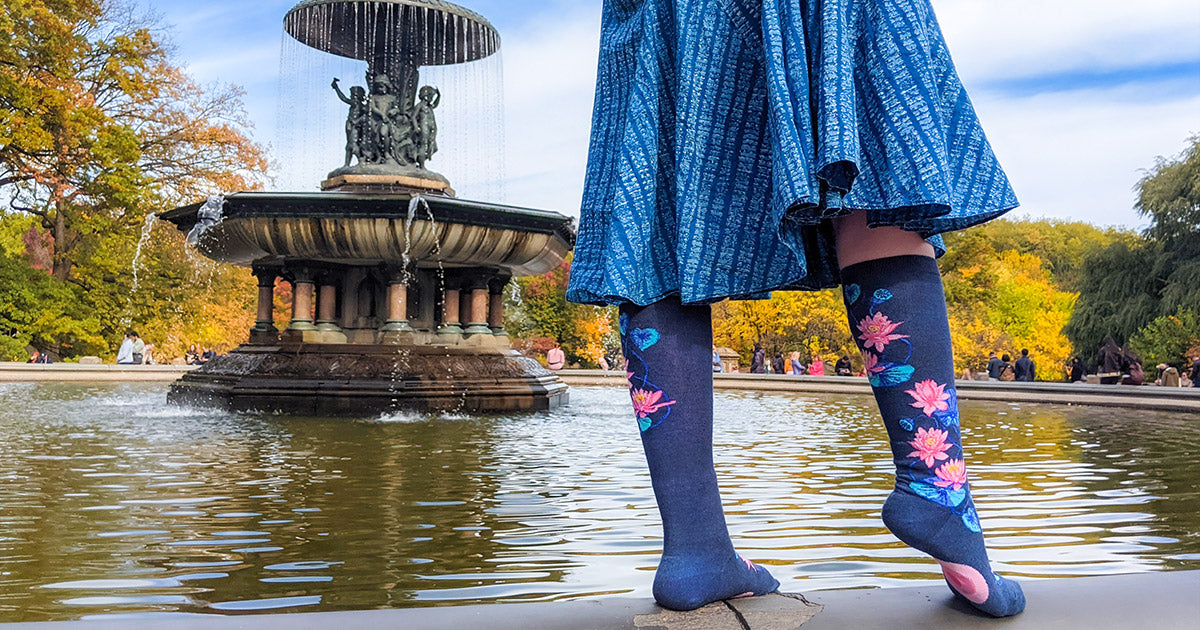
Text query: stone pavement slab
1 571 1196 630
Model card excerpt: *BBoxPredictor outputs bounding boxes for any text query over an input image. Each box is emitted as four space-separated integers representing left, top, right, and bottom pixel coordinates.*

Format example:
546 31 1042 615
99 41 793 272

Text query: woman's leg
619 297 779 611
833 211 1025 617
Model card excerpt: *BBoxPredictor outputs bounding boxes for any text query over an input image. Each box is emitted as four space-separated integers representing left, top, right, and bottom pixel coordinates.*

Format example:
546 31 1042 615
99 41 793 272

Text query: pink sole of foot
938 560 989 604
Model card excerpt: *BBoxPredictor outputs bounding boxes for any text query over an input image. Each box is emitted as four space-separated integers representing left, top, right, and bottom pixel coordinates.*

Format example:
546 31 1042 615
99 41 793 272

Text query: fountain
160 0 573 414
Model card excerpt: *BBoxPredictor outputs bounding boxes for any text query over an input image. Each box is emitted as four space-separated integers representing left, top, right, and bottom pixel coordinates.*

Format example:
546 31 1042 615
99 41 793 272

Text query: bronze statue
413 86 440 169
330 69 442 173
331 78 368 167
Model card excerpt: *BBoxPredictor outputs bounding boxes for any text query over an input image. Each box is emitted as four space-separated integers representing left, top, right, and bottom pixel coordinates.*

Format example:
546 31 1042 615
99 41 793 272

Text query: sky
147 0 1200 229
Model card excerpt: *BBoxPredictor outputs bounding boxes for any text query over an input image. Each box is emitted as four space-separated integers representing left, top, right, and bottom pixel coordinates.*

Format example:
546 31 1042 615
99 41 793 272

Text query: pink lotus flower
862 351 885 375
857 313 908 352
933 459 969 490
630 388 677 418
908 427 953 467
906 379 952 416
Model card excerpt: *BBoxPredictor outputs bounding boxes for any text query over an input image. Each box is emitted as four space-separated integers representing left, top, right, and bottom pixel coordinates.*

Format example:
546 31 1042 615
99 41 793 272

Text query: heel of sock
652 554 780 611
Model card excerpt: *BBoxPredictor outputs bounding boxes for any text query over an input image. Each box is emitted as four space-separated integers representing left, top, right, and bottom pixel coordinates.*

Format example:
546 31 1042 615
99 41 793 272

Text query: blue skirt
566 0 1018 306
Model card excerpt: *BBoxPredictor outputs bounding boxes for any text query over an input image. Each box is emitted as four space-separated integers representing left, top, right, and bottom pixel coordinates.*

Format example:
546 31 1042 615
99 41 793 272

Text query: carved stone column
251 268 279 343
437 277 464 337
380 266 414 333
463 276 493 336
488 276 510 338
315 279 342 333
287 268 317 332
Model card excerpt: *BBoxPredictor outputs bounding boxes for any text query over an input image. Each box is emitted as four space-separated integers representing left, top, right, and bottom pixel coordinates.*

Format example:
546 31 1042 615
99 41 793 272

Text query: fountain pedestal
161 190 574 414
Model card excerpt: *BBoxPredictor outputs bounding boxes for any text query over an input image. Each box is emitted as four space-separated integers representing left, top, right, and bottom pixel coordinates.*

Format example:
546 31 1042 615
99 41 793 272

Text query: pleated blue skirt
566 0 1018 306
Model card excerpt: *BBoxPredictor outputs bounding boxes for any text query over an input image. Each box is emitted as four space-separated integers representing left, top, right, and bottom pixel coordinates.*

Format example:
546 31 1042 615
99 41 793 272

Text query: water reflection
0 383 1195 621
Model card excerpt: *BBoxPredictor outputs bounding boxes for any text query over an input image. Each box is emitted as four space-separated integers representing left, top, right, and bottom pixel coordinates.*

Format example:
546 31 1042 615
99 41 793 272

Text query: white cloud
934 0 1200 82
976 87 1199 227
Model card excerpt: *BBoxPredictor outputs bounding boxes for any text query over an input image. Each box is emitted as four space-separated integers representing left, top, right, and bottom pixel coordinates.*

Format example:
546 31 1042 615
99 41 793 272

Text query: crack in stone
723 600 752 630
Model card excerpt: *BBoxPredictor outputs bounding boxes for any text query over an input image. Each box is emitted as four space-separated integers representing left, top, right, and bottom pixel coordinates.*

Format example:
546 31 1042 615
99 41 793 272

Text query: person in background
143 344 157 365
1014 349 1036 382
185 345 201 365
712 347 723 373
129 332 145 365
772 352 785 375
834 355 853 376
546 342 565 371
116 331 135 364
750 343 766 374
1156 363 1180 387
986 351 1003 381
1095 337 1124 385
27 351 50 364
789 351 805 376
1069 357 1087 383
1123 355 1144 386
1190 354 1200 388
998 354 1016 381
199 347 217 364
808 355 825 376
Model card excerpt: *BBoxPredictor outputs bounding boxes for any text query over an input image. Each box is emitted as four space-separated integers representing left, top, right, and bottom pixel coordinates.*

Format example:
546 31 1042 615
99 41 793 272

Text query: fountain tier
161 192 574 414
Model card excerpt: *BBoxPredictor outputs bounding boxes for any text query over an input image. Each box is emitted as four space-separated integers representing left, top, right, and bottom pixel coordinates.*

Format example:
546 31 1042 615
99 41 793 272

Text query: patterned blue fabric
566 0 1018 306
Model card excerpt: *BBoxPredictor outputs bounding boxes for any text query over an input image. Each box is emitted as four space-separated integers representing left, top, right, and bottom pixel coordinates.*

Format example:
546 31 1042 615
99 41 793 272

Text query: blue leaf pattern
631 328 661 351
845 284 861 305
962 506 982 533
868 363 915 388
910 481 967 508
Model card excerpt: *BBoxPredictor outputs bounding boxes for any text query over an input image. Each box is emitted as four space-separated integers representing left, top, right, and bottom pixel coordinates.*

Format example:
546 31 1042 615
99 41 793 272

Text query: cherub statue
413 85 440 169
332 78 369 167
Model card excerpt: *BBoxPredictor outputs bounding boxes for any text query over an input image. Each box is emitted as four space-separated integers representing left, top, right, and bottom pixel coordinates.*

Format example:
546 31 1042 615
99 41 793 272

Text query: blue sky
147 0 1200 228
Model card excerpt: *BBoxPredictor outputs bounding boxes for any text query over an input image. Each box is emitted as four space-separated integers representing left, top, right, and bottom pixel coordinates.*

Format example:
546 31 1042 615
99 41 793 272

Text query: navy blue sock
619 297 779 611
841 255 1025 617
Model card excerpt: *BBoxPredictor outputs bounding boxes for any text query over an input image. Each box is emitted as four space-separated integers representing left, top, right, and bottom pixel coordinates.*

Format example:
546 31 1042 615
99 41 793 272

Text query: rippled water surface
0 383 1196 621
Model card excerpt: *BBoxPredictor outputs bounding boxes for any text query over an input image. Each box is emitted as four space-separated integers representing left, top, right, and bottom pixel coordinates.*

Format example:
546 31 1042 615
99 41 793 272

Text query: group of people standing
984 350 1037 382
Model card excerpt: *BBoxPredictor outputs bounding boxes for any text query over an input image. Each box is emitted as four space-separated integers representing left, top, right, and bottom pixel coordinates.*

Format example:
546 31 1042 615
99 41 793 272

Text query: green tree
1129 309 1200 369
1067 137 1200 357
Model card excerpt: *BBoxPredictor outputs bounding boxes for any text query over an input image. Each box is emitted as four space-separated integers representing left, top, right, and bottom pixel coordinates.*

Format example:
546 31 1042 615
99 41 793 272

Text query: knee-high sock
619 297 779 611
841 255 1025 617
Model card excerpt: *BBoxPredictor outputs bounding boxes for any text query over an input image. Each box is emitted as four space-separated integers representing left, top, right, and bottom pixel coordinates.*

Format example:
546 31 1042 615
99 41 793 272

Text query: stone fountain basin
159 192 575 276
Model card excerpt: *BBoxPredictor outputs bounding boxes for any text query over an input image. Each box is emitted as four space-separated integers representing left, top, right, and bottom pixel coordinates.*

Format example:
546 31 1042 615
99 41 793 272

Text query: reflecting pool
0 383 1196 621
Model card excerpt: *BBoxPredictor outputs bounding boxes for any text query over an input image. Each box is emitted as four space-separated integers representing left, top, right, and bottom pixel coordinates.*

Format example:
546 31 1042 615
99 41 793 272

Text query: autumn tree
1 0 266 281
0 0 268 360
506 257 619 367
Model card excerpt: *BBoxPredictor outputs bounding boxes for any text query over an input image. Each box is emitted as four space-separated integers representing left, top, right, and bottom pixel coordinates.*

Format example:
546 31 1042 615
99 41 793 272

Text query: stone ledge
558 370 1200 413
0 572 1194 629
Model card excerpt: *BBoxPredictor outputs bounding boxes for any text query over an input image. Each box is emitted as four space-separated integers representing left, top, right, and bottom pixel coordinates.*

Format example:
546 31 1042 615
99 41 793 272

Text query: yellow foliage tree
713 290 858 369
574 308 615 366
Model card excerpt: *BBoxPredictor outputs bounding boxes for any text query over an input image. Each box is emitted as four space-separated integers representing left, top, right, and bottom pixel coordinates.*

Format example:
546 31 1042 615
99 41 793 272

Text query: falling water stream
130 214 159 293
274 3 506 199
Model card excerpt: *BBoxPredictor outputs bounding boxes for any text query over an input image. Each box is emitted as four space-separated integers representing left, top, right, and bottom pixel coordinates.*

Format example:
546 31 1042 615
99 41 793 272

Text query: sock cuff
840 254 939 282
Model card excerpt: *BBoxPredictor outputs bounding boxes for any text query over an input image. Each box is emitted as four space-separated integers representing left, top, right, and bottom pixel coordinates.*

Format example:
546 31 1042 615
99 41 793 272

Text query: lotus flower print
857 313 908 352
862 351 885 375
906 379 952 416
630 388 676 419
907 427 953 467
933 459 969 490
